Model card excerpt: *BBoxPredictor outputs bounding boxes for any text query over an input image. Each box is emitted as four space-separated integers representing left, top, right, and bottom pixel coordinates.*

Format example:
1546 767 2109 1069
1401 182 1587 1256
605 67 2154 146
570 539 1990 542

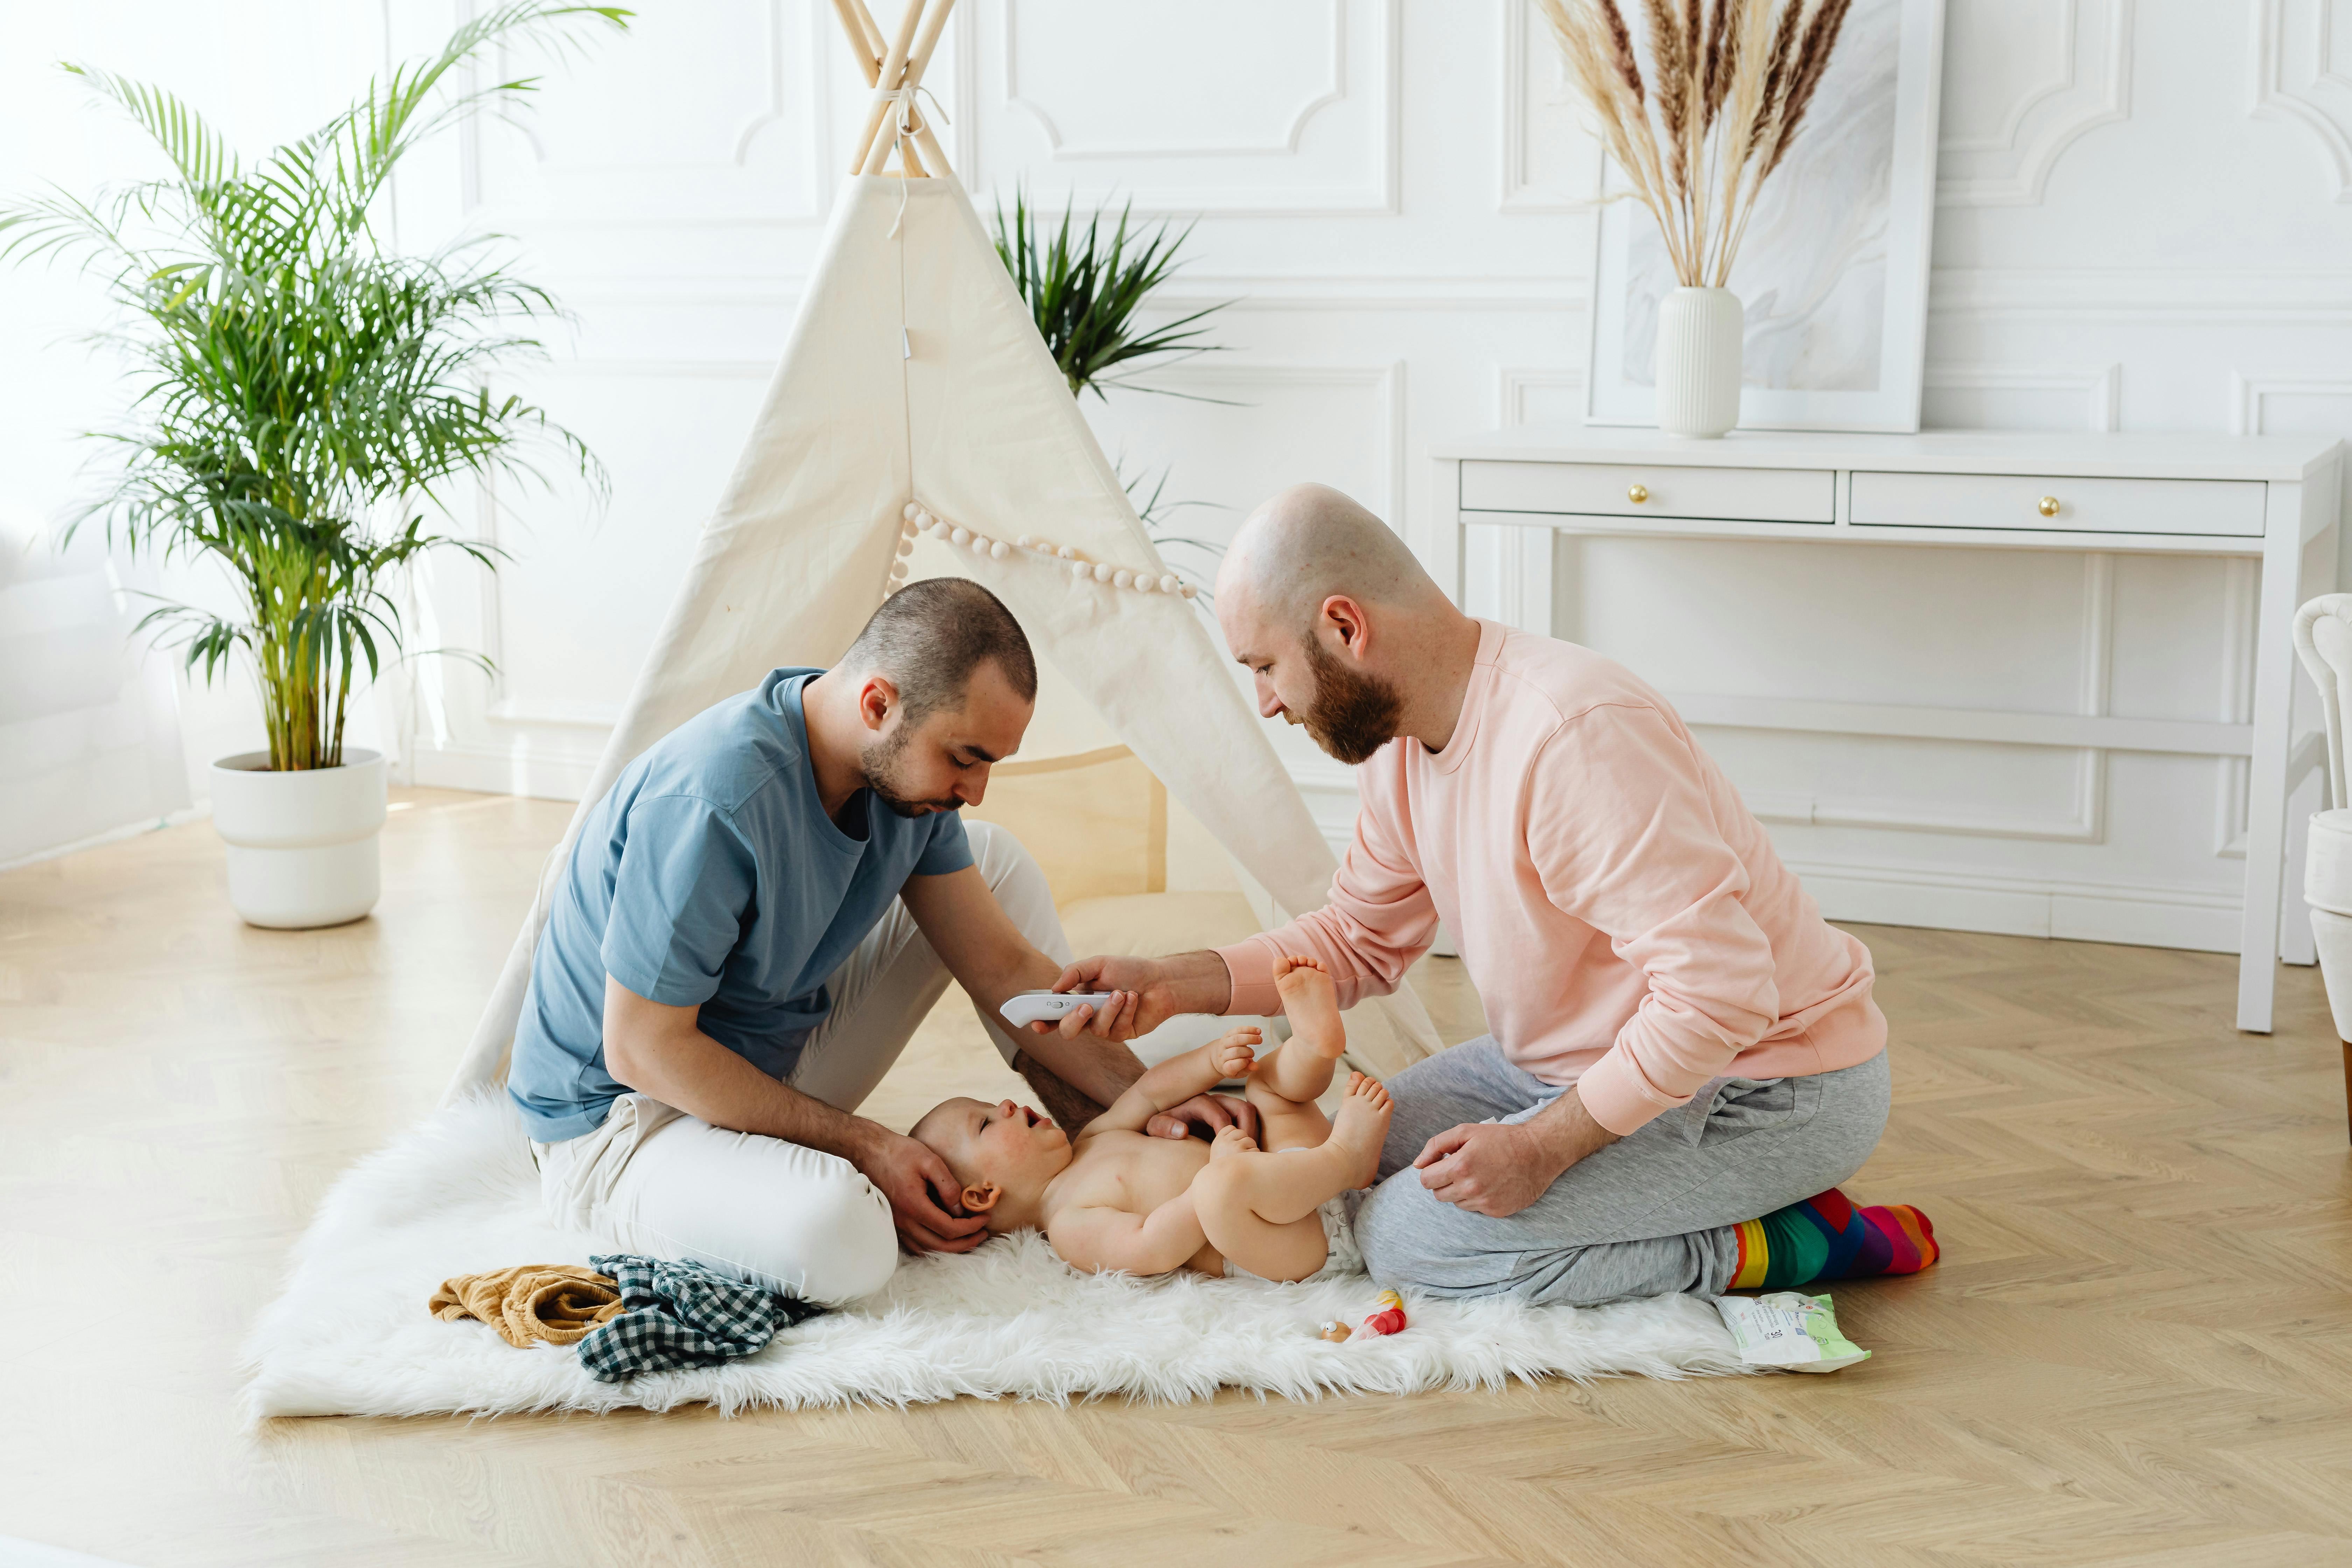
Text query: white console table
1429 428 2344 1033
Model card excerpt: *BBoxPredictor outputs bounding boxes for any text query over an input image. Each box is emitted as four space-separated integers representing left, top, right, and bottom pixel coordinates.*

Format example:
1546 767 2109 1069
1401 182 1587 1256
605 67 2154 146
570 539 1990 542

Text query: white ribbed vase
210 748 386 929
1654 286 1744 439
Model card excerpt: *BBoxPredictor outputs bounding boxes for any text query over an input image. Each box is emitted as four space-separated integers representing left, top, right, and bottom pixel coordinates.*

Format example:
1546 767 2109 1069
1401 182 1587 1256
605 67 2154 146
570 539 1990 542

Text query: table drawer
1461 460 1834 524
1849 470 2267 537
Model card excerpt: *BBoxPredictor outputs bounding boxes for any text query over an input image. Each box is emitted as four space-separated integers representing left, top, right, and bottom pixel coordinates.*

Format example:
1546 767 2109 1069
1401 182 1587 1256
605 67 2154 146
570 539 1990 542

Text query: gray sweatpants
1351 1039 1890 1306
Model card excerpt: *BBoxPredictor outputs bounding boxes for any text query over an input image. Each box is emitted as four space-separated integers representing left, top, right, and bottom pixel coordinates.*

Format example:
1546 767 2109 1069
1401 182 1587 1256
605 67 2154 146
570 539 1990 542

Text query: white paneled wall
9 1 2352 952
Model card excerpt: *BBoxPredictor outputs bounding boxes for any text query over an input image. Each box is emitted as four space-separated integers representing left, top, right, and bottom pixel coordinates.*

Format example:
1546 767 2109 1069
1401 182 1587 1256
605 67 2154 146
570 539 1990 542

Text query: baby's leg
1194 1075 1392 1281
1244 1071 1332 1154
1254 955 1347 1107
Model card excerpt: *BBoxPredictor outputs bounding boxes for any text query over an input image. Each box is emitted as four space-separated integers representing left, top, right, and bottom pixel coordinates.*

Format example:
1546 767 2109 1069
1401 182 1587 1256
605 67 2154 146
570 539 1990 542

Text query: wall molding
471 356 772 735
1937 0 2082 159
1678 553 2117 844
729 0 800 166
1791 852 2242 953
1936 0 2134 206
1140 359 1407 523
471 0 825 222
2230 368 2352 433
1004 0 1348 159
531 358 777 379
562 272 1584 313
495 7 804 169
1928 267 2352 320
2250 0 2352 203
1493 366 1586 427
555 266 2352 322
973 0 1400 216
1497 0 1601 215
485 699 623 729
1922 361 2122 430
1666 690 2247 761
1151 275 1584 312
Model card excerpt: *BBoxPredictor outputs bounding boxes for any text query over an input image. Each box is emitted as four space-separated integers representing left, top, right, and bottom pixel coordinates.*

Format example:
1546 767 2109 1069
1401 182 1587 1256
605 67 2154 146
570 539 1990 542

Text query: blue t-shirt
507 668 973 1141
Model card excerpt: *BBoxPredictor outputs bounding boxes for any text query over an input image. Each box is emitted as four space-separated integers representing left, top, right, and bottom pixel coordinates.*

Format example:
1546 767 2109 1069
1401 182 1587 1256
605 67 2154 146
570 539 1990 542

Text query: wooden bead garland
902 499 1197 599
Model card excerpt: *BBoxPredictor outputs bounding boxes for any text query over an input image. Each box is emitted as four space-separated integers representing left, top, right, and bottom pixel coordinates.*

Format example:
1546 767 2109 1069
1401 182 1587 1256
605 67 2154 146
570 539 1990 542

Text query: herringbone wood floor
4 788 2350 1567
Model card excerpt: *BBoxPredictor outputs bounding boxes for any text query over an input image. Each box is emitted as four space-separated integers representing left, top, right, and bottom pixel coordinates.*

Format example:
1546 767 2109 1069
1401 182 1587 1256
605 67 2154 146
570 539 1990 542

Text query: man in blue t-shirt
509 579 1250 1304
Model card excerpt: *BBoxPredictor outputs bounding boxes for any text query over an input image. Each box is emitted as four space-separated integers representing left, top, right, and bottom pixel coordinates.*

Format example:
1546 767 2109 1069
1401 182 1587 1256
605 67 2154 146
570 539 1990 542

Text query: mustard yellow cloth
429 1264 624 1348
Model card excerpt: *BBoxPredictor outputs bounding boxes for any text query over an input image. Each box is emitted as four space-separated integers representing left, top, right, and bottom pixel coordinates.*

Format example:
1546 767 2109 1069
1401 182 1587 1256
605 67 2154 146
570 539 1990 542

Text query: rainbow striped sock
1728 1189 1938 1292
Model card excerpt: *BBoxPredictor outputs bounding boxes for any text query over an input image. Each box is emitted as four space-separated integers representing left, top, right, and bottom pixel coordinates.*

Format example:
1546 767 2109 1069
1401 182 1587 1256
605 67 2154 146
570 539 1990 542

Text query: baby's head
910 1096 1073 1232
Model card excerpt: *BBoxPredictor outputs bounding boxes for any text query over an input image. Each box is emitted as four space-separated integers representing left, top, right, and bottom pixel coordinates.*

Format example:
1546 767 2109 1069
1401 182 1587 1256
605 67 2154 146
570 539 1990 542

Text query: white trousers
533 820 1070 1305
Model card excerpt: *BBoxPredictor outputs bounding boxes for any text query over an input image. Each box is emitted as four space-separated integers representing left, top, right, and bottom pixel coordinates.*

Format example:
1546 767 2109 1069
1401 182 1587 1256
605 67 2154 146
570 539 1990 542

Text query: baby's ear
960 1180 1002 1213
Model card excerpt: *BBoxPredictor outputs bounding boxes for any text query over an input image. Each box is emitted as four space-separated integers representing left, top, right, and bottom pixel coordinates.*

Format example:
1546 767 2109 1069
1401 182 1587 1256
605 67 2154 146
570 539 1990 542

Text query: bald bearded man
1054 483 1923 1305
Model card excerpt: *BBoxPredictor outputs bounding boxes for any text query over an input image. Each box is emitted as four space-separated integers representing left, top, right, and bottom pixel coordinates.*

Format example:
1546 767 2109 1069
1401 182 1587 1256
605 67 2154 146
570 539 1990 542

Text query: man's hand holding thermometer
999 989 1128 1031
999 976 1255 1141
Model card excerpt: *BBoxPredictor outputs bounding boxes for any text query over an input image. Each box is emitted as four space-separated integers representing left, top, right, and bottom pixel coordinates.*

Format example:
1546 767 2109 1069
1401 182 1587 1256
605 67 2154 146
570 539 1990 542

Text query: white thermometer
1000 990 1120 1028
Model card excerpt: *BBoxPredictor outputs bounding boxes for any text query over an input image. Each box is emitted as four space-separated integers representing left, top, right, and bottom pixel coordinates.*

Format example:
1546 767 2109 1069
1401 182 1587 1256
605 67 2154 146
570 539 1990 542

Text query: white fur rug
241 1094 1748 1420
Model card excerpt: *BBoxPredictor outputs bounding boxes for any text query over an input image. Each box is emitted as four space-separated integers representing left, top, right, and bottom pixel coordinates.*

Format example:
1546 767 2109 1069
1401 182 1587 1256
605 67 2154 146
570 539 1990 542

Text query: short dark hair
841 576 1038 724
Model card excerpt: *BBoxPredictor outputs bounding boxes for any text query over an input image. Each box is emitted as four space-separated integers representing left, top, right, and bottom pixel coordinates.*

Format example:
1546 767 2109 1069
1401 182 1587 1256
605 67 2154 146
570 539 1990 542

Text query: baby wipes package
1714 1290 1871 1372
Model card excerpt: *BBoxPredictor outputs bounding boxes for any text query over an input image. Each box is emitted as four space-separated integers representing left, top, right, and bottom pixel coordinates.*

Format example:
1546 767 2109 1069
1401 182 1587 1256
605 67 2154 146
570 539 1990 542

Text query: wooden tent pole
828 0 927 175
860 0 957 177
848 0 926 176
851 0 947 176
897 2 955 178
833 0 887 65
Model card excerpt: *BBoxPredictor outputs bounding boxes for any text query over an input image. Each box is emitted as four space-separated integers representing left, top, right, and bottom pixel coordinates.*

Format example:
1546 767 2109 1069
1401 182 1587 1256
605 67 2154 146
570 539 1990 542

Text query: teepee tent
446 0 1441 1097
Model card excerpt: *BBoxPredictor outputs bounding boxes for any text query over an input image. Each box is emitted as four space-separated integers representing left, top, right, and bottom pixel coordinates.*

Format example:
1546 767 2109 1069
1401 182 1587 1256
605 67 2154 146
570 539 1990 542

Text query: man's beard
1297 633 1404 765
861 725 961 817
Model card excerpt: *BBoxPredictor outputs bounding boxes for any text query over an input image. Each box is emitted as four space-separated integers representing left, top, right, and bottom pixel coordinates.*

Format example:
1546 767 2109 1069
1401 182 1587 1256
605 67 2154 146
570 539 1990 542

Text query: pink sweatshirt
1217 620 1885 1135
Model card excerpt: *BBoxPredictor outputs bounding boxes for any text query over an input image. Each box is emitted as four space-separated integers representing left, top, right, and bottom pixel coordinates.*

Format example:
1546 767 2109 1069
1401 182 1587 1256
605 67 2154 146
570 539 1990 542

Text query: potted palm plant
2 4 625 927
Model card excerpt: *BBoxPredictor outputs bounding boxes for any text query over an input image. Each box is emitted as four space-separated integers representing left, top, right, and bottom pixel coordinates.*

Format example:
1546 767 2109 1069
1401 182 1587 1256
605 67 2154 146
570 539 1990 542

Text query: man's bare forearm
1526 1084 1621 1174
1018 1027 1146 1112
1013 1050 1112 1132
1157 949 1236 1015
610 1024 880 1161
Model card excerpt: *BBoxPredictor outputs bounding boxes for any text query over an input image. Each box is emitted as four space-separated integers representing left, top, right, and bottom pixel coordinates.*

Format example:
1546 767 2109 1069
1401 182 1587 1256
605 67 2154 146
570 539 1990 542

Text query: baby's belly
1094 1133 1225 1273
1128 1135 1209 1193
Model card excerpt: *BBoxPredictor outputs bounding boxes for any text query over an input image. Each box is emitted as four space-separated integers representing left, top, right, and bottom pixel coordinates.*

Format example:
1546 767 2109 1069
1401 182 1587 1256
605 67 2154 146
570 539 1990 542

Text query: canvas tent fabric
446 173 1441 1099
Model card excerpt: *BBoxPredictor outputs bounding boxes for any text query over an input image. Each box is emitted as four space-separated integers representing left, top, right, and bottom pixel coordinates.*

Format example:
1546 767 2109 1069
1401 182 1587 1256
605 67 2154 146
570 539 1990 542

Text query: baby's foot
1271 954 1345 1059
1328 1072 1393 1189
1210 1125 1259 1162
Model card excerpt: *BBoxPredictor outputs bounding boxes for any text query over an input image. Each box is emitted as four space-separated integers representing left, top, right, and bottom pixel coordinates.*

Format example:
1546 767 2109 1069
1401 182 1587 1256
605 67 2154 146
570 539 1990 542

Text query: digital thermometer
999 990 1120 1028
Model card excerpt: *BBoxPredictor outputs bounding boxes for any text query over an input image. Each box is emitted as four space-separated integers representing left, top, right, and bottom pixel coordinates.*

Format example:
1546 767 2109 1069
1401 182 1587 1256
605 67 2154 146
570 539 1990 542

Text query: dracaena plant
992 188 1232 595
0 3 629 770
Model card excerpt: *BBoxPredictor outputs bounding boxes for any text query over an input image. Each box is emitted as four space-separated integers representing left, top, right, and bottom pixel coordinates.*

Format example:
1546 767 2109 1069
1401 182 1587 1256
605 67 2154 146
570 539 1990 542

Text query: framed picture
1585 0 1946 434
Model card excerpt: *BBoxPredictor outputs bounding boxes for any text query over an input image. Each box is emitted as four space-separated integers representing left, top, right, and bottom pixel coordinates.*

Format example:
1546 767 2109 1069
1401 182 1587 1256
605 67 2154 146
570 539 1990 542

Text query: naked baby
910 956 1391 1282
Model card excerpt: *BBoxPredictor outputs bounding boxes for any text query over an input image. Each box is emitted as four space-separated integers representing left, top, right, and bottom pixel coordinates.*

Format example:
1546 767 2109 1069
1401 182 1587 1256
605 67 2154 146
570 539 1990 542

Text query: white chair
2291 594 2352 1141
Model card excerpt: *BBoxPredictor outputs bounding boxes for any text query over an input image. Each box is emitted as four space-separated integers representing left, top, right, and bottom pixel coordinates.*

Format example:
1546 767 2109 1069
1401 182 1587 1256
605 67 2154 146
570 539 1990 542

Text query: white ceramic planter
1655 285 1744 439
210 748 387 929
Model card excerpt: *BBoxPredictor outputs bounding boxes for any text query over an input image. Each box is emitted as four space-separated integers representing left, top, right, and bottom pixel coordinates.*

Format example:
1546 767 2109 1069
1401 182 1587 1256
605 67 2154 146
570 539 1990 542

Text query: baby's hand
1209 1027 1261 1082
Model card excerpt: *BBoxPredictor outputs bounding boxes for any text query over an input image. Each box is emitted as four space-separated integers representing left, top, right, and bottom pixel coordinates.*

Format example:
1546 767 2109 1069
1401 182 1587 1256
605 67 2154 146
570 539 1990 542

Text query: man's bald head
1216 483 1467 765
1216 483 1441 629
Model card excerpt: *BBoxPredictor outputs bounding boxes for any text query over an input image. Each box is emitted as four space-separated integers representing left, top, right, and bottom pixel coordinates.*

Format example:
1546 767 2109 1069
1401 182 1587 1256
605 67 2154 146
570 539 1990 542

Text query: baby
911 955 1391 1282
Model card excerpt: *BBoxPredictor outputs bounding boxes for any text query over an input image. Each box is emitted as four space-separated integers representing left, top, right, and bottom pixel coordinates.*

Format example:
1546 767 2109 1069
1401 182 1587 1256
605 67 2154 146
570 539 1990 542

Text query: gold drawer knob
1627 483 1649 504
2038 495 2060 517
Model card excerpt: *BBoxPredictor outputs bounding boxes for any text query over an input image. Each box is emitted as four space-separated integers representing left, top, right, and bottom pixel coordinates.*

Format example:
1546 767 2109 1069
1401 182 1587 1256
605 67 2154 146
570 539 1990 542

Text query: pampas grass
1540 0 1855 288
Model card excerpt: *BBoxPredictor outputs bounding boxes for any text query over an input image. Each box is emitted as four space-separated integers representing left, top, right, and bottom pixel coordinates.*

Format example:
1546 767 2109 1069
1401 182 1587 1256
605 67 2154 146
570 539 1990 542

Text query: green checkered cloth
575 1253 824 1382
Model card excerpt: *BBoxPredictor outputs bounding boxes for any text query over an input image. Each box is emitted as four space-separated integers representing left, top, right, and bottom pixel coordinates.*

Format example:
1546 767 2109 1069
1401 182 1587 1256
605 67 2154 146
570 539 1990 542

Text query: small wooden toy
1316 1320 1351 1343
1349 1289 1407 1342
